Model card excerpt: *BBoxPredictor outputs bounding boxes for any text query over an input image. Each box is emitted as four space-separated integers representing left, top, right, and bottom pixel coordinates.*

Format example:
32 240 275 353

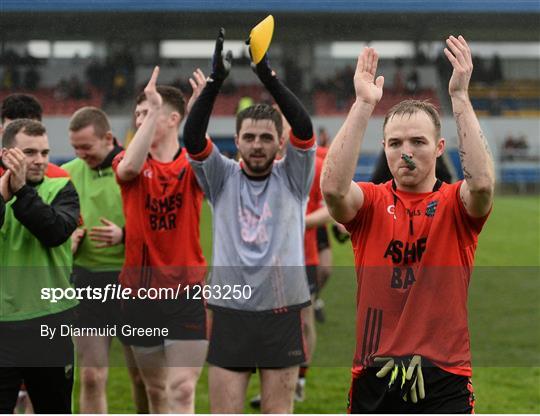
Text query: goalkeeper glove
209 28 233 83
403 354 425 403
245 38 276 85
374 355 425 403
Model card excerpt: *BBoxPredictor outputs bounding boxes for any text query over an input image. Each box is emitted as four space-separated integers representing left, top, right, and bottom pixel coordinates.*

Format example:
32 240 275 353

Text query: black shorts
0 309 75 413
0 308 75 368
120 296 207 347
72 267 121 329
0 366 74 413
207 307 306 370
347 361 475 413
316 225 330 251
306 265 318 295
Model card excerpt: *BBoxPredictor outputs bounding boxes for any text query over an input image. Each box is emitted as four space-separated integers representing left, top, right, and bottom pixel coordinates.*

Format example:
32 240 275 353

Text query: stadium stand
313 88 441 116
469 80 540 116
0 88 103 116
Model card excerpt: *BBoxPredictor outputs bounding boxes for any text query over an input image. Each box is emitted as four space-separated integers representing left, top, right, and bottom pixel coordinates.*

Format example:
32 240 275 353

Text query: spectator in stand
2 65 20 91
67 76 90 100
488 54 504 85
318 127 330 148
24 66 40 91
394 58 405 95
85 58 105 90
471 56 487 84
405 68 420 95
488 90 503 116
54 78 70 101
111 70 128 105
236 96 254 114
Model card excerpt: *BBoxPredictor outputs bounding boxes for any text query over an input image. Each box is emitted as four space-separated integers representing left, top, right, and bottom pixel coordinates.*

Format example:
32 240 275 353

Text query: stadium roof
1 1 538 43
1 0 539 13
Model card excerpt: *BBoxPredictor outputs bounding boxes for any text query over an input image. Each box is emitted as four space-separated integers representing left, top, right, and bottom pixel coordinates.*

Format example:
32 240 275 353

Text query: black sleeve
0 197 4 229
12 181 80 247
183 80 222 155
255 60 313 140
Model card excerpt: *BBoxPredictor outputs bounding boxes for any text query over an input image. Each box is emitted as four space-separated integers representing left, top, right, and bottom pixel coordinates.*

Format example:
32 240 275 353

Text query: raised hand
353 47 384 107
252 54 276 85
88 217 124 248
210 28 233 82
444 35 473 99
144 66 162 111
186 68 207 114
3 148 26 193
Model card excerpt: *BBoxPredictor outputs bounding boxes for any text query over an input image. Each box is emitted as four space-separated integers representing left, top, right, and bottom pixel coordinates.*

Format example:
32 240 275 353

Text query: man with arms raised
321 36 494 413
113 68 207 413
184 29 315 413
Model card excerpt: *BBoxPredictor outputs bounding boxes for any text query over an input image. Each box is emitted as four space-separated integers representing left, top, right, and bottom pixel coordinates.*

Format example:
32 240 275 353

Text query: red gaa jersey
345 180 490 377
304 150 324 265
316 146 328 159
45 163 70 178
113 149 206 290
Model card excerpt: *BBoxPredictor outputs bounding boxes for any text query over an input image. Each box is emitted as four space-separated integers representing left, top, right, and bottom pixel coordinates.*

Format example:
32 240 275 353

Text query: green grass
74 195 540 413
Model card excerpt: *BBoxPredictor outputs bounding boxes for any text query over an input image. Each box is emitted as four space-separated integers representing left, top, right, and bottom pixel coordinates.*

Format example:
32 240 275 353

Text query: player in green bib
0 119 79 413
62 107 147 414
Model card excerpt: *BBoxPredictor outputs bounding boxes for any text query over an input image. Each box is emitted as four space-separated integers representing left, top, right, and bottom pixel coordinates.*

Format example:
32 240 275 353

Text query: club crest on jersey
425 200 438 217
143 169 153 179
387 204 396 219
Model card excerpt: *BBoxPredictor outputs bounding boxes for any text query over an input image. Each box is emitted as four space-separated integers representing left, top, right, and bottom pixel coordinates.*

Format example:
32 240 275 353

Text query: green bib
0 177 77 321
62 158 125 271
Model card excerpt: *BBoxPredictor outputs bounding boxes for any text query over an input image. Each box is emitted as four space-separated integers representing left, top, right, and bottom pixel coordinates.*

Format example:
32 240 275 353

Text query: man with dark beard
184 28 315 413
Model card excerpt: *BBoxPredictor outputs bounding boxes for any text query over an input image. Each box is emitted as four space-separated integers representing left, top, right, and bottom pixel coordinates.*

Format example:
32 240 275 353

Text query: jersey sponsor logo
145 193 183 231
384 237 427 290
390 266 416 289
406 208 422 217
425 200 439 217
383 237 427 265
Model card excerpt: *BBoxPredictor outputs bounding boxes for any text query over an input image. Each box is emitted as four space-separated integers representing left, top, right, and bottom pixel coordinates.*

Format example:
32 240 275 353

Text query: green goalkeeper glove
374 355 425 403
403 355 425 403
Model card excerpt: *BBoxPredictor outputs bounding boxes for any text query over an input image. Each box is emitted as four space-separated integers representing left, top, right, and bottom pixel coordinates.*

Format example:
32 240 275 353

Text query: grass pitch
75 195 540 413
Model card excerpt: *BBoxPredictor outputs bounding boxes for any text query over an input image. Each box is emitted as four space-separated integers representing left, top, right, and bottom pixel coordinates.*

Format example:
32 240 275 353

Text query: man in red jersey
112 67 207 413
321 36 494 413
